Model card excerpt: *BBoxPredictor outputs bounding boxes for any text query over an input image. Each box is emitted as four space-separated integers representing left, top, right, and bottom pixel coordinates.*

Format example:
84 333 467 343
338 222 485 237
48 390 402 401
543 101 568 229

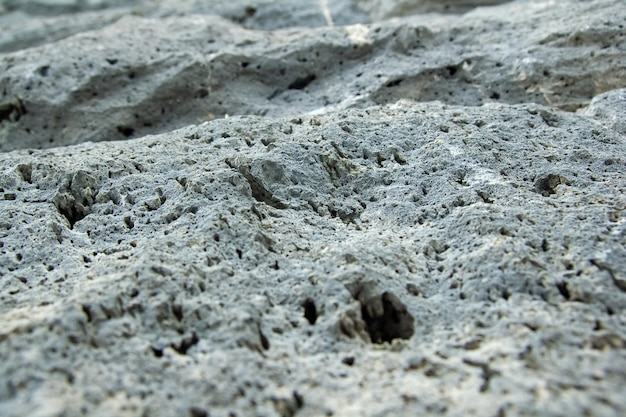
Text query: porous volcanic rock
0 1 625 417
1 0 624 151
584 88 626 135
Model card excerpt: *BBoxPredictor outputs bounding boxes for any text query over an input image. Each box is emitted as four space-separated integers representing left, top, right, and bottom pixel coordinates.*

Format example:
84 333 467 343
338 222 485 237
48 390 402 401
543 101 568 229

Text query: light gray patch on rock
584 88 626 135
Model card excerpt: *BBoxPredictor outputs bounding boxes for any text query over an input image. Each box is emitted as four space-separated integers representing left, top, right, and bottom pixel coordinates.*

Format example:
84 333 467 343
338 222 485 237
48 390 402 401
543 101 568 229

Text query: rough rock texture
1 0 624 151
1 1 625 417
585 88 626 135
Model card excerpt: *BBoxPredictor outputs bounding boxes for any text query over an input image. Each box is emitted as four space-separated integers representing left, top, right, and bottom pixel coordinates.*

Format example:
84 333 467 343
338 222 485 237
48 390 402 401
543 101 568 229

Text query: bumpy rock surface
2 0 625 151
1 1 625 417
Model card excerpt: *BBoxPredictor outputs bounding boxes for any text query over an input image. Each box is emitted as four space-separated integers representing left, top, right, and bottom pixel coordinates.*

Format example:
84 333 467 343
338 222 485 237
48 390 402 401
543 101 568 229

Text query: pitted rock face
0 1 625 417
1 0 624 151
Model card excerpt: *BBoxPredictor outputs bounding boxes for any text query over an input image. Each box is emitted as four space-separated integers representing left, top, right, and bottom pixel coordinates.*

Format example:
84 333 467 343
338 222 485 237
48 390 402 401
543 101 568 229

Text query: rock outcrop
0 1 625 417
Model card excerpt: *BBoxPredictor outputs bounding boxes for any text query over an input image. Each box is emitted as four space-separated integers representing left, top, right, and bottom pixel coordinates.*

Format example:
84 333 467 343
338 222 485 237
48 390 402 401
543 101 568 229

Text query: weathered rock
358 0 513 18
584 88 626 135
1 0 624 151
1 100 625 416
0 1 625 417
0 8 132 53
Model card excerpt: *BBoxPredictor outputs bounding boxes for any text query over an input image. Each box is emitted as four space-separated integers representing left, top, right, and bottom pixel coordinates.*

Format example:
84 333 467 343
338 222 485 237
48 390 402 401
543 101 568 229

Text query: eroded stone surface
0 0 624 151
0 101 625 417
0 1 625 417
584 88 626 135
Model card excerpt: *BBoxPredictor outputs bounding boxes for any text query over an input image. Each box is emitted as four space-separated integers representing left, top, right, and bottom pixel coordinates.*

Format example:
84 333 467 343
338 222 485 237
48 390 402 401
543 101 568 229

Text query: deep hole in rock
117 126 135 137
17 164 32 183
445 65 458 76
386 79 403 87
360 291 415 344
346 282 415 344
302 298 317 324
259 327 270 350
81 304 93 322
342 356 355 366
55 198 87 229
172 332 198 355
189 406 208 417
288 74 316 90
172 304 183 321
0 100 26 123
501 288 511 300
556 281 570 300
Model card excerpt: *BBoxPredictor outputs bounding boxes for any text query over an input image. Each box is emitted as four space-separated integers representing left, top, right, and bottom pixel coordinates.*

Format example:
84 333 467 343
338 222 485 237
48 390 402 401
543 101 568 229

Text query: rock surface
1 0 624 151
0 1 625 417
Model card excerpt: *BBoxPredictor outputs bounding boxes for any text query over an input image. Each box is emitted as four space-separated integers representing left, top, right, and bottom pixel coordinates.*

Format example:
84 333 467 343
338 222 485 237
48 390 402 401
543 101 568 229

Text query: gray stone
0 1 625 417
0 9 132 53
584 88 626 135
1 101 625 417
1 0 624 151
358 0 513 19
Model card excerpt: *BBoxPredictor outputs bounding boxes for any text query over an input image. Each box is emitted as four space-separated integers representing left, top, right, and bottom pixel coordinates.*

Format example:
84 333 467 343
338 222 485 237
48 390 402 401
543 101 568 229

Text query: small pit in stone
288 74 316 90
172 332 199 355
17 164 32 183
534 174 570 196
117 125 135 137
361 291 415 343
346 282 415 344
302 298 317 324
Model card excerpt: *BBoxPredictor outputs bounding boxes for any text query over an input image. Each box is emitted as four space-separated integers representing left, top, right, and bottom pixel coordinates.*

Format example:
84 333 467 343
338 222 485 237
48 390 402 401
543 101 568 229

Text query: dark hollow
303 298 317 324
361 291 415 344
